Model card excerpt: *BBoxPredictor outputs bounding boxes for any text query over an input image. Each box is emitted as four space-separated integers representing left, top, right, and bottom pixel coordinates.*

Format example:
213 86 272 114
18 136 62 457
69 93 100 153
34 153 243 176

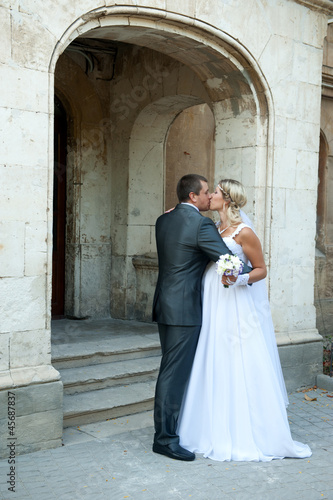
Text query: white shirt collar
181 202 199 212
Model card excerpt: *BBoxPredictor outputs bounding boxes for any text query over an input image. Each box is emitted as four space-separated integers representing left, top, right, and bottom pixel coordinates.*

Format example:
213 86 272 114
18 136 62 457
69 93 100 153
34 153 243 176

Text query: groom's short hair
177 174 208 202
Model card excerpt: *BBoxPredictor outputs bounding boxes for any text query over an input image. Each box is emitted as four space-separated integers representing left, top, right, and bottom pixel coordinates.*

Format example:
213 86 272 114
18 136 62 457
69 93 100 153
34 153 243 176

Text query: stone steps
52 335 161 369
63 381 156 427
59 357 160 394
51 320 161 428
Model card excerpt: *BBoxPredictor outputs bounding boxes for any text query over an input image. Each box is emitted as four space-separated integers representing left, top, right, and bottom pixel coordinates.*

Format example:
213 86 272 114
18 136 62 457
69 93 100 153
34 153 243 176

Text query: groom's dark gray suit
152 203 251 446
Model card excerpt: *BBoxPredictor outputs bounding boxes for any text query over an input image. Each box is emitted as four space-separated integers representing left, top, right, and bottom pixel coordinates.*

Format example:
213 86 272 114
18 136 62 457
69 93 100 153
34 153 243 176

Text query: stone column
0 7 63 457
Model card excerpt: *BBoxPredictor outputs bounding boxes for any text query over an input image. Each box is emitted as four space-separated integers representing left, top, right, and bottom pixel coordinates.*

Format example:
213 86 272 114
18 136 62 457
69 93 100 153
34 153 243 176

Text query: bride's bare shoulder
234 224 256 242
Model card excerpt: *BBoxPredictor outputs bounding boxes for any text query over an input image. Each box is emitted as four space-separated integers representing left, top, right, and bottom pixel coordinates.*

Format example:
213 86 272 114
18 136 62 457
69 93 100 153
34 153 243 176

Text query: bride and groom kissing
152 174 311 462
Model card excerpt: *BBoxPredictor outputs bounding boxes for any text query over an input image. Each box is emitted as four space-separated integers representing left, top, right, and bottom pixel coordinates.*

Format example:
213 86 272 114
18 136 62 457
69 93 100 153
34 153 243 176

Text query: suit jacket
152 204 252 326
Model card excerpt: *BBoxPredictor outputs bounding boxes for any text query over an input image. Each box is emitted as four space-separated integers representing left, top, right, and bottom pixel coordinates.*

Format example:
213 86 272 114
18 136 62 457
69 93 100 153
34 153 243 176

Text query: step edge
52 345 161 363
61 368 159 387
63 394 155 417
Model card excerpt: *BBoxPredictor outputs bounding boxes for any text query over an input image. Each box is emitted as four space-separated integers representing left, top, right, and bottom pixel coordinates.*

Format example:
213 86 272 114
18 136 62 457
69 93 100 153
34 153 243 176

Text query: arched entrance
50 8 271 322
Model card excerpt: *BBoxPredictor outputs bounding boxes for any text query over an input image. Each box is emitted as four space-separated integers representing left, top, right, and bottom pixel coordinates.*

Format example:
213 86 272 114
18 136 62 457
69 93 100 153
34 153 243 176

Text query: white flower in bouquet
216 254 244 288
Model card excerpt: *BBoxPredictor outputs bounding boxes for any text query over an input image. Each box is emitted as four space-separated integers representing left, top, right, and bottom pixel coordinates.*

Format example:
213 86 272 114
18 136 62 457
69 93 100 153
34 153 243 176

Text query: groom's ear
188 192 196 203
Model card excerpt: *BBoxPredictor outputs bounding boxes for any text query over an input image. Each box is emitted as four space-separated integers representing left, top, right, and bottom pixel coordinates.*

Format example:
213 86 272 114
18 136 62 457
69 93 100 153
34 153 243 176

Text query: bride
177 179 312 462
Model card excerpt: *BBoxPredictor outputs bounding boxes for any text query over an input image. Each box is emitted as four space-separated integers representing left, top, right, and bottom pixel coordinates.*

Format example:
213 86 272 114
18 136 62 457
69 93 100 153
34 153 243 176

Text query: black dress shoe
153 442 195 461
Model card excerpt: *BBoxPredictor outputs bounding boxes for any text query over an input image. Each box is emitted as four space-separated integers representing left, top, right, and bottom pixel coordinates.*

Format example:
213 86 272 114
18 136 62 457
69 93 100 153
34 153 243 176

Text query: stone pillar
0 8 63 458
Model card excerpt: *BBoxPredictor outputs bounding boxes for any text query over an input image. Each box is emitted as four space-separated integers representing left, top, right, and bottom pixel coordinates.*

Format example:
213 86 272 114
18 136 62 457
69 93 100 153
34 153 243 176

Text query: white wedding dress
178 223 312 461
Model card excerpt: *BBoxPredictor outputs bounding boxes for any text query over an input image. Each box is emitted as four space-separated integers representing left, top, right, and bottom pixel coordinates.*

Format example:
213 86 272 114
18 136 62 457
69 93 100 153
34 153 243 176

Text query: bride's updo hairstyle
218 179 247 225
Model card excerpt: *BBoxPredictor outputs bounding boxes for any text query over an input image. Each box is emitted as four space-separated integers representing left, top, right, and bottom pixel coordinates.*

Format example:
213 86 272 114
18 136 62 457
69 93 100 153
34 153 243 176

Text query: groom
152 174 251 461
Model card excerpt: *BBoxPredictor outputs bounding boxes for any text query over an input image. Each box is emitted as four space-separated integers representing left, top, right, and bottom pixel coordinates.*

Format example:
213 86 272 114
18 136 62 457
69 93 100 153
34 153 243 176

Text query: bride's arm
236 227 267 284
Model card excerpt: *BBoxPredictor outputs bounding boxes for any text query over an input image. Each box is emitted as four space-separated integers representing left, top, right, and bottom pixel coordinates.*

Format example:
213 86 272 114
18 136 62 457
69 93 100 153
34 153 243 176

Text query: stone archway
50 8 272 322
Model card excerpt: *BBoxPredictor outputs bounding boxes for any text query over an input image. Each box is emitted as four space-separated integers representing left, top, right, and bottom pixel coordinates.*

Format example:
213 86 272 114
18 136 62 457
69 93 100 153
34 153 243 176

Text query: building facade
1 0 333 456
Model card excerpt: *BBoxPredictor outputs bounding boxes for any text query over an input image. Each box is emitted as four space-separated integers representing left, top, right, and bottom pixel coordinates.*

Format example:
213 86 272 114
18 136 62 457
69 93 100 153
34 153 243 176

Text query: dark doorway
52 96 67 317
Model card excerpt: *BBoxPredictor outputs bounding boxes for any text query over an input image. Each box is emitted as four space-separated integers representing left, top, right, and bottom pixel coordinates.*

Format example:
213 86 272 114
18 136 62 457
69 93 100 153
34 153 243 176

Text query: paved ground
0 387 333 500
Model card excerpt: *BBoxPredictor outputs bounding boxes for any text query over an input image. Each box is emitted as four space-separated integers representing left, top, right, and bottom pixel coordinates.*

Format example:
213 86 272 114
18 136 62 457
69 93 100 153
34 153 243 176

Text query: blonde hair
217 179 247 225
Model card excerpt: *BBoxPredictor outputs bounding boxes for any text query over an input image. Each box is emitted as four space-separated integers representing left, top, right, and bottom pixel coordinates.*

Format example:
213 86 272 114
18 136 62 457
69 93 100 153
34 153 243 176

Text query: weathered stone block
13 409 63 455
8 365 60 388
0 277 45 333
0 7 11 64
0 166 48 222
0 109 48 168
80 244 111 318
215 148 243 181
259 35 294 89
0 418 10 458
274 148 297 189
0 65 49 113
286 118 320 151
296 150 320 190
0 389 9 419
110 255 128 319
132 254 158 322
293 43 323 86
278 341 322 391
269 2 303 41
112 225 128 256
0 381 63 458
286 188 317 231
0 222 25 277
302 340 323 364
300 7 328 48
194 0 231 36
239 0 272 58
0 333 9 371
18 0 78 40
14 380 63 416
24 222 48 277
10 330 51 369
215 116 257 149
11 10 57 71
128 140 164 225
80 213 111 245
292 304 317 332
127 225 155 256
272 115 288 149
316 373 333 391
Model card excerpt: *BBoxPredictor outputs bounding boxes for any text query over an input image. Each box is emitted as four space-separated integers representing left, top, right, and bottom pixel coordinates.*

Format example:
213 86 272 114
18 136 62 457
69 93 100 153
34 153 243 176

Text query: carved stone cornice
132 254 158 271
322 64 333 98
294 0 333 14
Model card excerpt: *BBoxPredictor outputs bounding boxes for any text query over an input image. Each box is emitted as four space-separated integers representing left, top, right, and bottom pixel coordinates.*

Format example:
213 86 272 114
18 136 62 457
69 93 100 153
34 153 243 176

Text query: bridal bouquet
216 254 244 288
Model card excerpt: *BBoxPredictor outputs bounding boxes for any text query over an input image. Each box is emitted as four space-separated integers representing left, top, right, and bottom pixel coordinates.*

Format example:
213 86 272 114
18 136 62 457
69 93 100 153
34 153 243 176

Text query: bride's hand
165 207 175 213
221 275 237 286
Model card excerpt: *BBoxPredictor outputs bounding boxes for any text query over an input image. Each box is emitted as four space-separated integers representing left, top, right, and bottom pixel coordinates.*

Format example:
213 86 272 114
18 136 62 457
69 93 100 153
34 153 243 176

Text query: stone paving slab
0 388 332 500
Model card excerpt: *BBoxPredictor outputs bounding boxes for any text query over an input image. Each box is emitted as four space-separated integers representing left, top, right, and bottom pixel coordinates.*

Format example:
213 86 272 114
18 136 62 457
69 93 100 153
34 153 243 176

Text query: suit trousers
153 323 201 446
